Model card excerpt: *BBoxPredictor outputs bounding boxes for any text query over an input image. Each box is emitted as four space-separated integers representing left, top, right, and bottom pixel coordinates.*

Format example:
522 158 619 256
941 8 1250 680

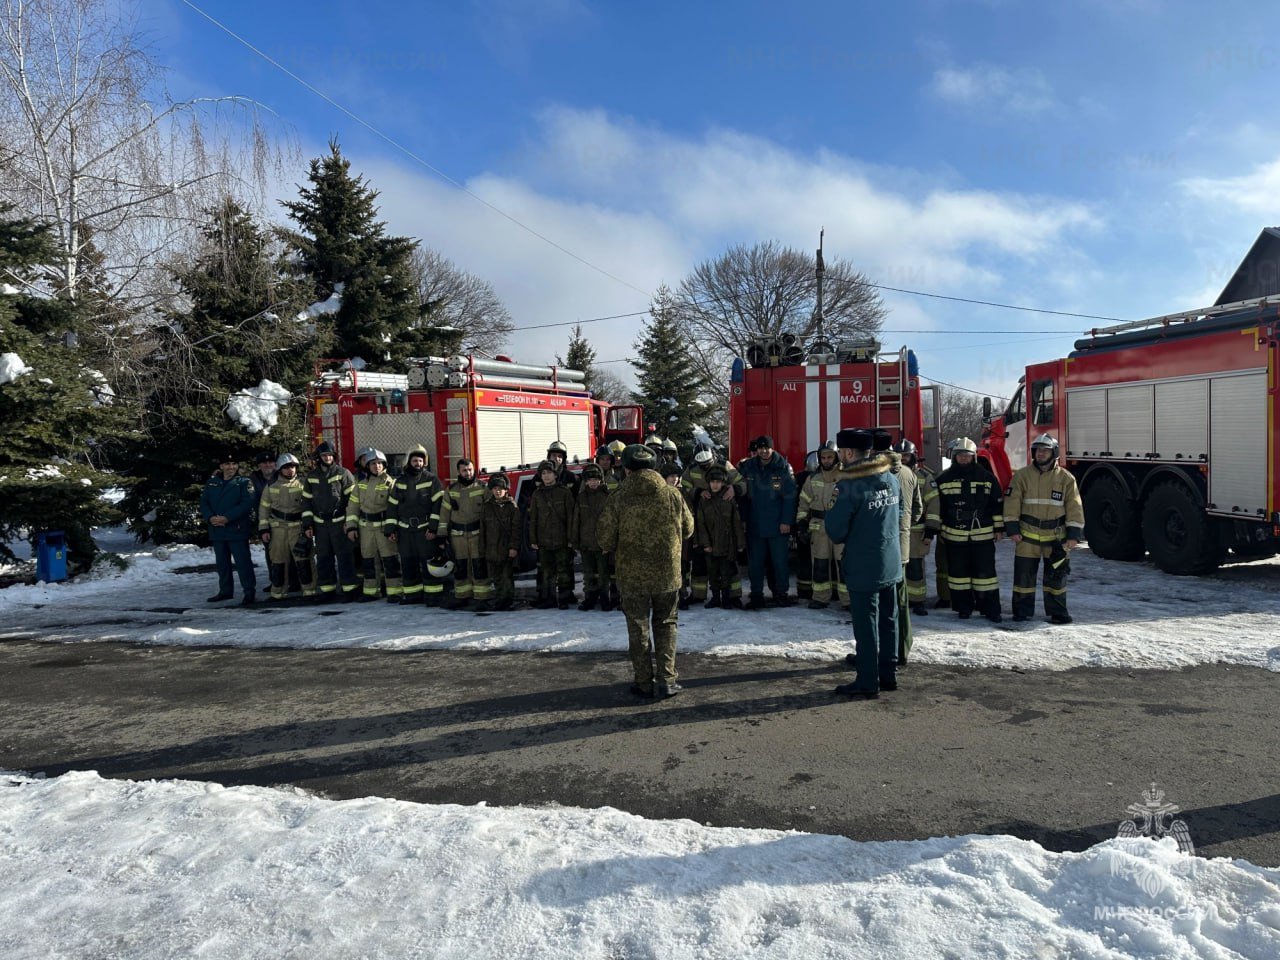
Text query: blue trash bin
35 530 68 583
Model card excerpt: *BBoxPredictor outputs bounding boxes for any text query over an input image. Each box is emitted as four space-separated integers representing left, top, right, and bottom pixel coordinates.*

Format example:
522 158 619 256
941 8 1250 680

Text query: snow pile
692 422 717 449
23 464 62 481
83 368 115 406
226 380 291 434
0 282 19 295
0 352 31 385
297 282 343 321
0 771 1274 960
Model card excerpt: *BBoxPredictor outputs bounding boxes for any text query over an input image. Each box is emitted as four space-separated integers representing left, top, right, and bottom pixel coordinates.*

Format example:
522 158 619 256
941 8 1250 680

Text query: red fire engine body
980 297 1280 574
308 355 644 501
728 339 943 472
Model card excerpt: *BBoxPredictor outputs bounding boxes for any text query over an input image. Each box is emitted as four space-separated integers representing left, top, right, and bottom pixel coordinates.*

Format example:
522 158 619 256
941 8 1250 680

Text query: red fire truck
308 355 645 498
728 335 943 471
980 296 1280 574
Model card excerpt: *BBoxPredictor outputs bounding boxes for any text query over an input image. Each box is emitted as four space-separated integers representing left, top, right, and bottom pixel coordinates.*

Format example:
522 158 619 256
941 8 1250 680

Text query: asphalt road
2 640 1276 865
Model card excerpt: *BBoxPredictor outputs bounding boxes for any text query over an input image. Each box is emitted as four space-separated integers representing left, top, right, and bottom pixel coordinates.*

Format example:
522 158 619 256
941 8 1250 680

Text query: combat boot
746 593 768 610
723 590 743 610
599 595 615 612
808 598 829 610
704 592 721 609
578 592 598 611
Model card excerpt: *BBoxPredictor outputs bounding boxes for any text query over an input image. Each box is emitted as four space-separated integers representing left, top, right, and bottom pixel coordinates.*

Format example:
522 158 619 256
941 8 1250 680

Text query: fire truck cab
981 297 1280 574
728 334 943 472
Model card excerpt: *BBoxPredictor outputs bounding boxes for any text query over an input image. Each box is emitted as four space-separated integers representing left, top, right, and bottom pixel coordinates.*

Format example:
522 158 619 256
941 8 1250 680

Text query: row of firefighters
251 428 1085 624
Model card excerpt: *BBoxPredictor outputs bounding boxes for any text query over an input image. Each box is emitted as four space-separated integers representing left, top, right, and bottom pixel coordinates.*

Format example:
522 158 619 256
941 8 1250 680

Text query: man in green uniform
345 449 401 602
598 444 695 700
439 458 490 610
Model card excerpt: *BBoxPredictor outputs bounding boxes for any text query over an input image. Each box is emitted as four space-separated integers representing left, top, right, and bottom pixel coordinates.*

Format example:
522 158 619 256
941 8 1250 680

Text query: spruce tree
631 285 708 459
279 140 421 365
557 323 597 392
121 198 315 543
0 207 127 567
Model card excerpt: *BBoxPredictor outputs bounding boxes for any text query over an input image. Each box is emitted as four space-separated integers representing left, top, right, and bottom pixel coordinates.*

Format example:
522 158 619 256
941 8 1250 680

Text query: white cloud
339 108 1099 383
930 64 1056 115
1182 157 1280 216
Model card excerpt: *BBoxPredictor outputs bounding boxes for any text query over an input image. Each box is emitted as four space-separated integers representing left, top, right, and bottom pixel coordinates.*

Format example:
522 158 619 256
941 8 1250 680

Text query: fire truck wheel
1140 480 1225 576
1082 475 1143 562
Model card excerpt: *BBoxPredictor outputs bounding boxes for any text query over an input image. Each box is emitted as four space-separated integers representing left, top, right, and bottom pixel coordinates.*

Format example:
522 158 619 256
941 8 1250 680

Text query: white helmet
662 438 678 452
693 448 714 465
275 453 300 470
1031 433 1059 453
366 448 387 465
948 437 978 454
427 557 455 579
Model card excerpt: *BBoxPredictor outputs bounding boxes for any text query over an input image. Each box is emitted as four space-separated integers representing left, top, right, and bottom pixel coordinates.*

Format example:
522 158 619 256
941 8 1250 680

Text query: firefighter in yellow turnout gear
797 443 845 609
439 458 491 610
258 454 315 600
1005 433 1084 624
899 442 944 614
344 449 401 601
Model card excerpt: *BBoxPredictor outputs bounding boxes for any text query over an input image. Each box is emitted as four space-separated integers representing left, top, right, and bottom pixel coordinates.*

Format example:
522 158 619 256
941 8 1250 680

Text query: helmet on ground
275 453 300 471
693 447 714 465
313 440 335 457
291 535 313 561
581 463 603 481
427 556 455 579
621 443 657 471
662 438 678 453
1031 433 1059 453
536 459 558 474
547 440 568 457
948 437 978 455
607 439 627 455
488 473 510 490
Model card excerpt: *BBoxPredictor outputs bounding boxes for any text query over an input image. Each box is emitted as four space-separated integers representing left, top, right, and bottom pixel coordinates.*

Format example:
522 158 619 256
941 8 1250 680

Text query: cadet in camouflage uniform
479 473 521 611
258 453 314 600
385 445 447 605
1005 433 1084 624
797 443 843 609
529 459 576 609
598 444 695 699
694 465 745 608
302 441 359 602
439 458 491 610
572 463 612 610
681 447 745 603
344 449 401 602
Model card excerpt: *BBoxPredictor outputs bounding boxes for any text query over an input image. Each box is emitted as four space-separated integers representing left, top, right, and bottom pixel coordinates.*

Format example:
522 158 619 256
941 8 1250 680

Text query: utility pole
814 227 826 344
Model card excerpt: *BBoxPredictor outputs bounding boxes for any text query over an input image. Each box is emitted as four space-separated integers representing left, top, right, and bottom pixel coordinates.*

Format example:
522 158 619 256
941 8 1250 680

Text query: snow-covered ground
0 770 1275 960
4 534 1280 673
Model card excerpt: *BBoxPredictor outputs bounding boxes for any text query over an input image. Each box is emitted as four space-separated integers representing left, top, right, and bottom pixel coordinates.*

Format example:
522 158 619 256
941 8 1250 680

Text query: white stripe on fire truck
826 365 841 447
805 366 821 453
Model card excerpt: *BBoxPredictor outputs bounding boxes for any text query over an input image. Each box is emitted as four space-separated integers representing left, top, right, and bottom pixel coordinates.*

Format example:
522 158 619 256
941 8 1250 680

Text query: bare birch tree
0 0 287 309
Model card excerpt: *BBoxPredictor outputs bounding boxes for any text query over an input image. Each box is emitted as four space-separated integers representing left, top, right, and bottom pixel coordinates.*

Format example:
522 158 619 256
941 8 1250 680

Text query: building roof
1216 227 1280 305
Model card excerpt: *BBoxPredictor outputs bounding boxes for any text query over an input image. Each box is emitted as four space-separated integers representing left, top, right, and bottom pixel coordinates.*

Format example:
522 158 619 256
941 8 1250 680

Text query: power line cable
178 0 652 299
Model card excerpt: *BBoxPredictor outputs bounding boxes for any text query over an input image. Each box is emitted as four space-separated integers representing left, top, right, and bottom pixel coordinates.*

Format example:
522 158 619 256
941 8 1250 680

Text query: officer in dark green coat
824 429 904 699
199 453 257 605
597 444 695 699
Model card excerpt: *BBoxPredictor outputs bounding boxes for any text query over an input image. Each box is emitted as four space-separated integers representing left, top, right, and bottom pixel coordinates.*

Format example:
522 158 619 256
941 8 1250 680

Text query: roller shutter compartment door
1208 372 1267 516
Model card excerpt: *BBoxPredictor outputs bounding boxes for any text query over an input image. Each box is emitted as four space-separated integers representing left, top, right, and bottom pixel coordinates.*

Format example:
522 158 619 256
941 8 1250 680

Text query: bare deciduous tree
409 247 513 355
939 389 985 447
0 0 287 309
587 367 631 405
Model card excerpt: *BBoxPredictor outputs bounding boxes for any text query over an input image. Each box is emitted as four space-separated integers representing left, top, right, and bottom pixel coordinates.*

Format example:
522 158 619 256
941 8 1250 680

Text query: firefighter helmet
1031 433 1059 453
645 433 662 447
355 446 373 463
366 449 387 465
804 450 819 473
275 453 300 471
313 440 335 458
406 444 428 465
818 443 838 465
595 446 615 463
892 439 917 465
291 535 313 562
662 438 678 453
693 447 714 465
948 437 978 455
427 556 455 579
547 440 568 458
607 439 627 456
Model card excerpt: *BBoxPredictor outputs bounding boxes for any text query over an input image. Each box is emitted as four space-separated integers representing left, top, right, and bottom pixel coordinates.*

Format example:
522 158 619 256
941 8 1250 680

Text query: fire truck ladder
874 347 908 434
1084 295 1278 337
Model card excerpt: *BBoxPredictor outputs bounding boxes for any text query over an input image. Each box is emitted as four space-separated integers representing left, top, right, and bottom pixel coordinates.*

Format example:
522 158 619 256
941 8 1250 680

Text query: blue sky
147 0 1280 398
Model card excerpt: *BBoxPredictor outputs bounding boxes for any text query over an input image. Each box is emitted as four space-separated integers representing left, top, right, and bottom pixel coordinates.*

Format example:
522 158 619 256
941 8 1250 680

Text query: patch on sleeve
1051 490 1064 501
